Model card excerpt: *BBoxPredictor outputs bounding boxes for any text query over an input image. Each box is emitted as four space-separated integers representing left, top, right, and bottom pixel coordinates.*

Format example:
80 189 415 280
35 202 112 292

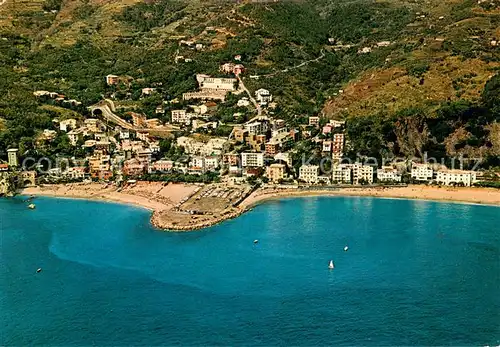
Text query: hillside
0 0 499 166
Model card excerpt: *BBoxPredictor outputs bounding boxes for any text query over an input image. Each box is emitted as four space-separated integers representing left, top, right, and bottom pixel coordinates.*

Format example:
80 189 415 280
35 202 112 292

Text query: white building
411 163 434 181
7 148 19 167
190 156 205 169
271 127 288 138
333 163 373 184
119 128 130 140
323 141 332 153
33 90 50 97
299 165 320 184
332 165 352 184
106 74 119 85
136 131 149 142
352 163 374 184
84 118 101 133
176 137 227 156
60 119 77 132
245 121 268 135
171 110 193 125
255 89 272 105
436 170 477 186
377 166 402 182
241 152 264 167
205 156 220 171
237 98 251 107
309 116 320 126
64 167 87 180
197 74 237 91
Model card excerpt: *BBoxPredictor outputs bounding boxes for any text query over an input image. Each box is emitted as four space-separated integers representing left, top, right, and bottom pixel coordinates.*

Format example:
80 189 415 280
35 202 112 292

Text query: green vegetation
42 0 63 12
474 181 500 189
344 83 500 168
116 0 187 32
0 0 498 172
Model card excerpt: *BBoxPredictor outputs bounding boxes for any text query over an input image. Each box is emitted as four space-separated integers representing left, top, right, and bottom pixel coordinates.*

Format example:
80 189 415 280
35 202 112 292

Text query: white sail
328 260 334 269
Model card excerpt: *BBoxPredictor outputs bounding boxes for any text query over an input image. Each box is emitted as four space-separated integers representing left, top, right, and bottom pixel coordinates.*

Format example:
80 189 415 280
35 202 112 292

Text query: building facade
332 165 352 184
241 152 264 167
377 167 402 182
7 149 18 168
411 164 434 181
299 165 320 184
266 163 286 182
436 170 477 186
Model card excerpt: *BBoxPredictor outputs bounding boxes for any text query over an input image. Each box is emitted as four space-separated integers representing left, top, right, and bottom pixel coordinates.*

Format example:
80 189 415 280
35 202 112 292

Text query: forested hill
0 0 499 167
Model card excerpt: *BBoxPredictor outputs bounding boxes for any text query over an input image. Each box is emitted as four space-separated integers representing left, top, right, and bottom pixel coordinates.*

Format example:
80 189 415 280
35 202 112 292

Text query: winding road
236 74 262 116
250 49 326 79
89 100 179 133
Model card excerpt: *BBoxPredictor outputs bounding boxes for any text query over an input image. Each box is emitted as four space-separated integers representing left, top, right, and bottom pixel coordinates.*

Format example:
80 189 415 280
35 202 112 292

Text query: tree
482 74 500 117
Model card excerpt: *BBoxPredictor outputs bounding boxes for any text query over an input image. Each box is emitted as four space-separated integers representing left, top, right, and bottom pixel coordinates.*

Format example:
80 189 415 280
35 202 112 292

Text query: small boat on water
328 260 335 269
344 246 349 252
253 239 259 244
28 204 36 210
36 268 42 273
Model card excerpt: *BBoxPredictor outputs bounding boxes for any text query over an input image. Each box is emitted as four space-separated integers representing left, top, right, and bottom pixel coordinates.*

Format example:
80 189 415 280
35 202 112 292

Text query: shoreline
18 192 155 211
240 186 500 210
20 184 500 232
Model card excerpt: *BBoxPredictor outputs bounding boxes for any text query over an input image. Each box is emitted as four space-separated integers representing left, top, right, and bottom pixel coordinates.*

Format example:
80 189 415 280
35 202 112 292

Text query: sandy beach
241 185 500 208
20 183 500 231
21 182 198 212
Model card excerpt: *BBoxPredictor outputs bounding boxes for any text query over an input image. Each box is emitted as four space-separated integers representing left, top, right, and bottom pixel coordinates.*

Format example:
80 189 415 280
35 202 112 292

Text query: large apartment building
332 165 352 184
332 163 373 184
352 163 374 184
436 170 477 186
197 74 237 91
245 121 268 135
266 163 286 182
332 133 345 161
299 165 320 184
241 152 264 167
171 110 193 125
411 164 434 181
377 166 402 182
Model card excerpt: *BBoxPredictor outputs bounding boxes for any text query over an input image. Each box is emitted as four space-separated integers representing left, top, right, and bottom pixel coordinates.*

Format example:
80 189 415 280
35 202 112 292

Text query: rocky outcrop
0 173 17 197
150 207 248 232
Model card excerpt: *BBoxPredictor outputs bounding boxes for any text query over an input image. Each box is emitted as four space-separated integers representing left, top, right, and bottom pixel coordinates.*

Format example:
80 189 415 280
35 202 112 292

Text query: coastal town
2 0 500 345
1 55 500 230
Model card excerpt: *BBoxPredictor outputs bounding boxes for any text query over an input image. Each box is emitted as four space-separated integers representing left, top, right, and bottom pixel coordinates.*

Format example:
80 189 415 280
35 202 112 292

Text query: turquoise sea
1 196 499 346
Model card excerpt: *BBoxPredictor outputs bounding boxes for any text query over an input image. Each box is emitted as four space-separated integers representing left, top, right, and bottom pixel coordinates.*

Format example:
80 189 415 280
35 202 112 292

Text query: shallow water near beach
1 195 499 346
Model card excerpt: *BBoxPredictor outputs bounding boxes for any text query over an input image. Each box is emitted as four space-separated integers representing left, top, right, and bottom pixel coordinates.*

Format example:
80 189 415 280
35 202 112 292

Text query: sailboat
328 260 335 269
